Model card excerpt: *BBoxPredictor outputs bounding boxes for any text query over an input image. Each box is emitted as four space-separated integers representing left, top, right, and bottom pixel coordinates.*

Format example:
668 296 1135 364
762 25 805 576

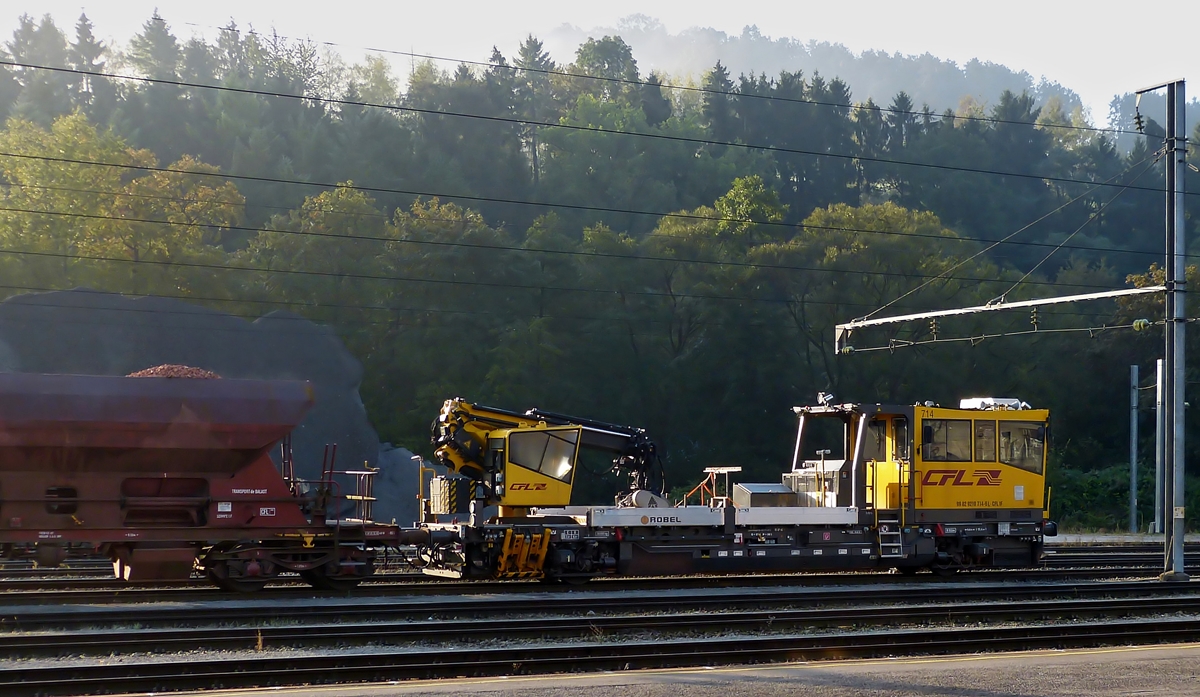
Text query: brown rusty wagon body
0 372 395 591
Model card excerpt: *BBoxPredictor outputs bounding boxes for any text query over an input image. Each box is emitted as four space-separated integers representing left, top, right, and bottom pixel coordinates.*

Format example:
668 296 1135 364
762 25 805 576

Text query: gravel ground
199 643 1200 697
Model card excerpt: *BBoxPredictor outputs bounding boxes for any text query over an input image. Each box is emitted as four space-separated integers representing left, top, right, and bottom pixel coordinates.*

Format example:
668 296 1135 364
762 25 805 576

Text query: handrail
680 474 716 506
871 455 879 526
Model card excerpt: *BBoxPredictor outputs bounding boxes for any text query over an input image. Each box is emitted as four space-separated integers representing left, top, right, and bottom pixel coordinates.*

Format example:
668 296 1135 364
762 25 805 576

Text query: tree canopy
0 11 1194 526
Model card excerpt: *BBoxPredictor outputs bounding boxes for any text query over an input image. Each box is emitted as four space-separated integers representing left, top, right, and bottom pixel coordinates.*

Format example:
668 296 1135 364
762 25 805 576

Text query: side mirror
921 425 933 445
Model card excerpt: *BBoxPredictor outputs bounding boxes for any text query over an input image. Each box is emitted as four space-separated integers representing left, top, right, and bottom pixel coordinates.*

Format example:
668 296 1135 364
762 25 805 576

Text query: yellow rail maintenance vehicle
406 395 1056 580
806 395 1054 573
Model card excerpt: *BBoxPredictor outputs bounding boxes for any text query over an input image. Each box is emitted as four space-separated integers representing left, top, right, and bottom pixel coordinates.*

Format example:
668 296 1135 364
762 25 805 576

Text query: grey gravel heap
0 288 414 523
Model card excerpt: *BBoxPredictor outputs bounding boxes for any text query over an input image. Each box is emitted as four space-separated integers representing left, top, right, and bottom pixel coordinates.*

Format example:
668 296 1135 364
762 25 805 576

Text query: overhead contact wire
854 154 1156 322
0 60 1182 198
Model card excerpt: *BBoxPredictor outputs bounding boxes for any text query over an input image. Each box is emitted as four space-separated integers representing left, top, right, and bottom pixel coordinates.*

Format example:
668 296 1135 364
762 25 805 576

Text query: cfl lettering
921 469 1002 486
509 483 547 491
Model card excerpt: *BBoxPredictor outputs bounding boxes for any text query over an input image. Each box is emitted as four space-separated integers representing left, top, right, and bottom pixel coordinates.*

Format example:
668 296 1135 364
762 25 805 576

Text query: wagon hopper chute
0 372 391 590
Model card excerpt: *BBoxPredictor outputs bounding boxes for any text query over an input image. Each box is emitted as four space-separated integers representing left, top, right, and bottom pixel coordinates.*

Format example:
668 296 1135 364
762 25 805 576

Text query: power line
845 322 1141 353
186 20 1141 138
0 61 1175 274
0 274 1124 341
859 152 1161 321
2 174 1170 261
0 283 757 334
0 290 724 340
998 156 1162 299
0 147 1171 281
0 236 1133 317
0 244 952 308
0 203 1128 292
0 63 1172 308
0 60 1182 198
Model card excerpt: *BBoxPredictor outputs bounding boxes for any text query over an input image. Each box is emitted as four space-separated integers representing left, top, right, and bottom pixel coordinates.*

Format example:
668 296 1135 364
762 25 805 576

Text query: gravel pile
126 364 221 379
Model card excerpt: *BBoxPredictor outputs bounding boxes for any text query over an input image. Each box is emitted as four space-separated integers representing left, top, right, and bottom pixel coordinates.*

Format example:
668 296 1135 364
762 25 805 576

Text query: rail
4 580 1200 696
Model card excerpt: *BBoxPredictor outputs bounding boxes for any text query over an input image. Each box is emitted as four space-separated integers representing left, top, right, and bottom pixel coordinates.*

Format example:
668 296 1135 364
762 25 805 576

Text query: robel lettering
640 515 682 524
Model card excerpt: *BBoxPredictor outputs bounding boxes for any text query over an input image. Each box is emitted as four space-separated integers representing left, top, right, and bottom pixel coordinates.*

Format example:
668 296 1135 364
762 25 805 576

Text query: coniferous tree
6 14 72 125
515 35 556 185
67 14 115 122
701 61 737 144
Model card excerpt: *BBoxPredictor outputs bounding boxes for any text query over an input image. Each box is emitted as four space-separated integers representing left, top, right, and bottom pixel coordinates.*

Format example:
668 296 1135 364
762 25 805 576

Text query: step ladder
877 514 905 558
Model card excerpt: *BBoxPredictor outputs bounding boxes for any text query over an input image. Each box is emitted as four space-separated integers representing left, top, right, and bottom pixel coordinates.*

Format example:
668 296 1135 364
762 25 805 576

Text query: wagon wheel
206 566 269 593
300 558 374 591
299 569 364 591
202 544 274 593
542 573 593 586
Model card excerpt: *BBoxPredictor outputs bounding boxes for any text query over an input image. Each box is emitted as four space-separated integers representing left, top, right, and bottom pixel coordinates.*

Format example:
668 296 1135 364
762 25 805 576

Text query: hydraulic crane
427 398 664 521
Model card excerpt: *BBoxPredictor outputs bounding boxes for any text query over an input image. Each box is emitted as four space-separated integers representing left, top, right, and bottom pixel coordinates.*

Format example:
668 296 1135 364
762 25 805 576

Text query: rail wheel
542 574 593 586
202 544 277 592
929 564 960 577
206 567 269 593
300 558 373 591
894 566 921 576
299 568 363 591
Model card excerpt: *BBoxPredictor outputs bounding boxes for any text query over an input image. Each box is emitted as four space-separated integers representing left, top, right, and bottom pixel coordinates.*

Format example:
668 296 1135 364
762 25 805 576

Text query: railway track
2 582 1199 696
0 543 1188 588
1 577 1196 636
0 565 1192 606
15 595 1200 657
11 619 1200 697
0 542 1190 607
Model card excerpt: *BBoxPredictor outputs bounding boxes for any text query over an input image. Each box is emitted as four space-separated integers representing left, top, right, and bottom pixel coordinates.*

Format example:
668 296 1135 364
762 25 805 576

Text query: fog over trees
547 15 1086 119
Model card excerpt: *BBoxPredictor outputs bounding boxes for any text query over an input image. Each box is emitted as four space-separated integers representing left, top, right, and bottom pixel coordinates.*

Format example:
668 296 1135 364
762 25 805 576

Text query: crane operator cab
427 406 582 520
425 398 663 524
488 426 581 509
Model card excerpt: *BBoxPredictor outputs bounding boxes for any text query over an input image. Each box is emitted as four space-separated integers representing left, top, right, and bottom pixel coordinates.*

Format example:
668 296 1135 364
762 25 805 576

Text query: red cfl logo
921 469 1002 486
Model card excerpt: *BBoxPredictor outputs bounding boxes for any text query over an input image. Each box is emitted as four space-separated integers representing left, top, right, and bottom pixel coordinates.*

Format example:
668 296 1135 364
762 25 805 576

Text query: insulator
929 318 939 338
1132 318 1153 332
1030 308 1039 328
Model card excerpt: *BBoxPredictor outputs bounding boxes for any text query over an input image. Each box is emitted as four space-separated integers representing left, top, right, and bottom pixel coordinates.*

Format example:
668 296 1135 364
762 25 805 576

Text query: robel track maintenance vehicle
412 395 1056 581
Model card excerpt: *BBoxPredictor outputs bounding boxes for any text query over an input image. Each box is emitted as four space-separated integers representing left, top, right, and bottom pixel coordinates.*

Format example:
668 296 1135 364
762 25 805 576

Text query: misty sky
9 1 1197 123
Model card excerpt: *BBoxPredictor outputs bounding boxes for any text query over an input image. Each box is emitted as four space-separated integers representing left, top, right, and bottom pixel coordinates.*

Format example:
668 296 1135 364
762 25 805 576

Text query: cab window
974 420 997 462
507 429 579 483
922 419 971 462
999 421 1045 474
893 417 910 460
863 419 887 461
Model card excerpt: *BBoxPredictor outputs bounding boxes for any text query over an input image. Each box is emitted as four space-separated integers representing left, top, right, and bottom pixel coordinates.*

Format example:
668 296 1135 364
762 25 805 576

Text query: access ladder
876 457 912 558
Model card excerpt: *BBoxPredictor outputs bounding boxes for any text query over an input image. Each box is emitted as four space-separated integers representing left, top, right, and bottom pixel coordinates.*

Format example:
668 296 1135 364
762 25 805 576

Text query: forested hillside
1 11 1197 526
547 15 1088 121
